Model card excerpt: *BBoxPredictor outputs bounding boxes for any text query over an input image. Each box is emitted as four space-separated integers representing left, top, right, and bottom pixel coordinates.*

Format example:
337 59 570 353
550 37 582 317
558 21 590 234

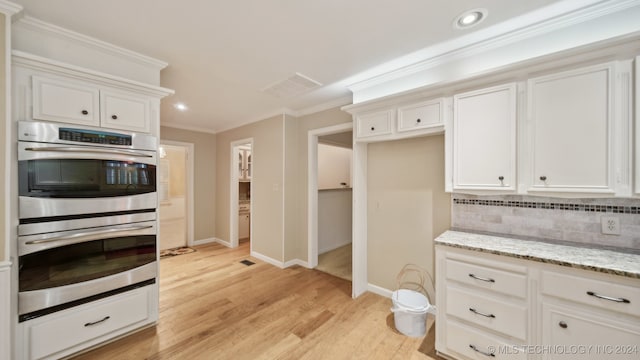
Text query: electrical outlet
601 216 620 235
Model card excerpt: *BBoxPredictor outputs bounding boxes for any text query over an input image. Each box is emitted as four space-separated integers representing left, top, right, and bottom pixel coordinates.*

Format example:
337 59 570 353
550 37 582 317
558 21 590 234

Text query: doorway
230 139 253 249
158 141 195 251
308 123 353 281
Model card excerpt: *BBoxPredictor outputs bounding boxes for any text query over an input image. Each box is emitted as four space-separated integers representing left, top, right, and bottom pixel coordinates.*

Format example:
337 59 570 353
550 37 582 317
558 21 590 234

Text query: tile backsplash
451 193 640 251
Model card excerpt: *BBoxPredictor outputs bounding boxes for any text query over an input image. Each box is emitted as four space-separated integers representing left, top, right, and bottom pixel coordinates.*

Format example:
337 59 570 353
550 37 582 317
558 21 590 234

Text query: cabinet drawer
445 320 526 360
446 258 527 298
355 110 393 138
542 270 640 317
28 288 150 360
397 99 442 132
446 286 527 341
32 76 100 126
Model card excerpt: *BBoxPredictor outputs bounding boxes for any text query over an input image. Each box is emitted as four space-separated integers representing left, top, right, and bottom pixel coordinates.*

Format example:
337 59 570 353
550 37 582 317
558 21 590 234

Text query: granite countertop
435 230 640 279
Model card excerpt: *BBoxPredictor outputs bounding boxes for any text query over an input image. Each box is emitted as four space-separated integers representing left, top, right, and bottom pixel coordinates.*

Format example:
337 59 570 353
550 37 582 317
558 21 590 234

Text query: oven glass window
19 235 156 292
19 159 156 198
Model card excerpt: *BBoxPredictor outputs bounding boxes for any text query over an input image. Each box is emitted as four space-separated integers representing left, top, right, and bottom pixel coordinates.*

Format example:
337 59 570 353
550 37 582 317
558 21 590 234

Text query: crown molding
15 15 169 70
12 50 174 97
0 0 21 16
160 122 218 135
348 0 640 94
296 95 353 117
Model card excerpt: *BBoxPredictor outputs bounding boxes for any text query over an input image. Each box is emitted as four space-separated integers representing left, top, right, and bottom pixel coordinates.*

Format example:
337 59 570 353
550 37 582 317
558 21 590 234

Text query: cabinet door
238 214 249 239
528 63 614 193
542 302 640 360
397 98 442 133
32 76 100 126
453 83 517 190
101 89 151 132
245 150 252 180
355 109 393 139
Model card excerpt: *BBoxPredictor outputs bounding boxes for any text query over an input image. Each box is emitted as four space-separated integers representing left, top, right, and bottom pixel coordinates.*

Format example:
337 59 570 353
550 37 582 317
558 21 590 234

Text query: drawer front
29 288 150 360
446 286 527 341
446 258 527 298
355 110 393 138
445 320 527 360
542 270 640 317
397 100 442 132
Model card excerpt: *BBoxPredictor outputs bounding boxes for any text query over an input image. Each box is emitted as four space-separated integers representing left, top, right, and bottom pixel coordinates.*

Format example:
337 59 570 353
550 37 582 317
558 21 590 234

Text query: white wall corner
283 259 310 269
0 0 22 16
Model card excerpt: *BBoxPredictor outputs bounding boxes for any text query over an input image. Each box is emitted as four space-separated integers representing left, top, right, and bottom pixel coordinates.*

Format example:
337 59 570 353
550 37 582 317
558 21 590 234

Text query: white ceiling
12 0 585 133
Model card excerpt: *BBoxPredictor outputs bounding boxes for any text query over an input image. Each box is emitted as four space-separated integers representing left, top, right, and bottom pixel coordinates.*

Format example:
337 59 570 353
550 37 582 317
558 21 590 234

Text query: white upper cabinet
527 63 615 194
453 83 517 191
350 98 445 142
397 98 442 133
355 109 394 139
100 89 151 133
32 76 100 126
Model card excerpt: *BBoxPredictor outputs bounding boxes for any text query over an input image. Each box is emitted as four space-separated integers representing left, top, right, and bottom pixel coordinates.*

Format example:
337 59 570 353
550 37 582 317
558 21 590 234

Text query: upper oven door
18 142 157 220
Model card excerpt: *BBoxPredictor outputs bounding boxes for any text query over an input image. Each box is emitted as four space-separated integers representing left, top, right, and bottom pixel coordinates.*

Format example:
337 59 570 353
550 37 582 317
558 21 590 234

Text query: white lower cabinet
436 245 640 360
19 284 157 360
541 302 640 360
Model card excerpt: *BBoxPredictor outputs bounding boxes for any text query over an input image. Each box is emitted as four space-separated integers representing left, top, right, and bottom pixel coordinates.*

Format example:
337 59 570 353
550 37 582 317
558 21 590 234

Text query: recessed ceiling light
174 102 188 111
453 8 487 29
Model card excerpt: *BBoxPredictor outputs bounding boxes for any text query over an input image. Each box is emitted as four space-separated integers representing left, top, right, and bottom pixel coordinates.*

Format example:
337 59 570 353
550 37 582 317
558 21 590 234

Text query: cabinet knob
559 321 568 329
370 126 375 131
540 175 547 181
81 110 89 115
111 115 118 120
498 176 504 181
416 118 421 123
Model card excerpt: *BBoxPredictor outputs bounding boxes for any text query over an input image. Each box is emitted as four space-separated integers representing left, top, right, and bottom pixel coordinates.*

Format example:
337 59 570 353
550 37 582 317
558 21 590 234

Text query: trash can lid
392 289 430 312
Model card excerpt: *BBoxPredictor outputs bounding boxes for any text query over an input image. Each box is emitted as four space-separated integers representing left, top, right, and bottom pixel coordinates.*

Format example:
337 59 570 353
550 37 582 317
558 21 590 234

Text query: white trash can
391 289 435 337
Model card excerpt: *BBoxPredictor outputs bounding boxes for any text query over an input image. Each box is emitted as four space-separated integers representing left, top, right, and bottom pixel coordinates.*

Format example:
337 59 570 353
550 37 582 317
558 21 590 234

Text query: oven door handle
24 225 154 245
24 146 153 158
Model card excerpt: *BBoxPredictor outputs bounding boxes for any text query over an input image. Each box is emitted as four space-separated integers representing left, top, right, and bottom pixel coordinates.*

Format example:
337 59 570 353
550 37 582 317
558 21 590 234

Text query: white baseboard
283 259 310 268
367 283 393 298
192 237 218 246
0 262 12 360
250 251 284 268
318 240 352 255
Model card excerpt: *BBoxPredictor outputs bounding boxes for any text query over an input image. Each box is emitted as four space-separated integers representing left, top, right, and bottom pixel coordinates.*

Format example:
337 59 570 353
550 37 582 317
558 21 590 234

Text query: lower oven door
18 220 157 319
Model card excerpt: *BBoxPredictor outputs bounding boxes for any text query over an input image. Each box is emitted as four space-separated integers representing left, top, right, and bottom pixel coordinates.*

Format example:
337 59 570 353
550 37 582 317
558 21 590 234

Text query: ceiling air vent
262 73 322 98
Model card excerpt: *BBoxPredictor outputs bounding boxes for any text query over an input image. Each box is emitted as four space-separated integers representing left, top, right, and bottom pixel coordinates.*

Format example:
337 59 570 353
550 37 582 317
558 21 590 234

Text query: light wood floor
72 242 439 360
316 244 352 281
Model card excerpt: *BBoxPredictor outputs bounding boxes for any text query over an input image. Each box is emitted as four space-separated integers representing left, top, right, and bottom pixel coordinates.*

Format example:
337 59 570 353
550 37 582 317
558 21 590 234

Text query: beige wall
216 115 284 261
289 107 352 262
367 135 450 291
0 13 6 261
160 126 216 241
164 145 186 197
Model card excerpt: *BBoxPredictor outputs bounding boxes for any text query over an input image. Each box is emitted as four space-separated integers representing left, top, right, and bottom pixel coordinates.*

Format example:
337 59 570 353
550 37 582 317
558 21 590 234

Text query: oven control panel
59 128 132 146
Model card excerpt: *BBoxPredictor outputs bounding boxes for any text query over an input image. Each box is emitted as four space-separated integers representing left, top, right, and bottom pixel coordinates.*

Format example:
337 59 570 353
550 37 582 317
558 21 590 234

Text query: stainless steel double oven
17 121 158 321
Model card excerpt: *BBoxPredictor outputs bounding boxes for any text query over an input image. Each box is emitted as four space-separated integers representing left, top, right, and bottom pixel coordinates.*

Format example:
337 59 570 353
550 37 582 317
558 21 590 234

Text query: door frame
307 122 353 269
230 138 253 249
158 140 195 247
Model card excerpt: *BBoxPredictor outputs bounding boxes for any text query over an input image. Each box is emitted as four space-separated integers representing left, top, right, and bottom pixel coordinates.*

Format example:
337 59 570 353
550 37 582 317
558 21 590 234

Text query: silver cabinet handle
587 291 630 304
84 316 110 327
25 225 153 245
469 273 495 283
25 146 153 158
469 345 495 357
469 307 496 318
